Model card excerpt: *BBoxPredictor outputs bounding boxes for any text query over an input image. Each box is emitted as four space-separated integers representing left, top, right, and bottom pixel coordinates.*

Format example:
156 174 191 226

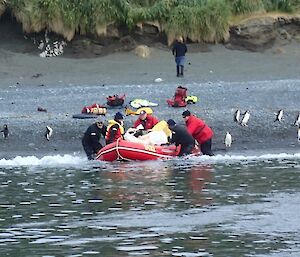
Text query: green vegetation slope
1 0 299 43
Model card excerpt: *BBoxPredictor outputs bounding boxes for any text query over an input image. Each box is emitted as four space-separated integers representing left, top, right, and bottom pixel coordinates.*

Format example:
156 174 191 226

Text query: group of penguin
38 40 66 58
25 30 66 58
1 124 53 141
2 110 299 153
3 109 299 150
224 109 300 149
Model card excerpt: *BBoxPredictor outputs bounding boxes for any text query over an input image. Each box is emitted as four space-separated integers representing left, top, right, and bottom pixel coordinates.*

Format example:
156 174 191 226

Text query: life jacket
175 86 187 99
185 115 213 144
107 94 125 106
105 120 125 143
167 86 187 107
130 99 158 108
125 106 153 116
185 95 198 104
82 103 107 115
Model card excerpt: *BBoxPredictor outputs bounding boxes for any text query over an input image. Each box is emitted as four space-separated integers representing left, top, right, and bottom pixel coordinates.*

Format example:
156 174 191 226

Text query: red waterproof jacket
134 115 159 130
105 120 124 144
185 115 213 144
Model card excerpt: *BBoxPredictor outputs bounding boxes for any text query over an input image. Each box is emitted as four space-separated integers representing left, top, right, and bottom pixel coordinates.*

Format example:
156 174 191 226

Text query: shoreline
0 33 300 159
0 78 299 159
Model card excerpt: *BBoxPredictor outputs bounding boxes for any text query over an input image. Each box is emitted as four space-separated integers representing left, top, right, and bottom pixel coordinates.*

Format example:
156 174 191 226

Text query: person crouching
133 110 159 130
105 112 125 144
82 120 107 160
182 110 214 156
167 119 195 156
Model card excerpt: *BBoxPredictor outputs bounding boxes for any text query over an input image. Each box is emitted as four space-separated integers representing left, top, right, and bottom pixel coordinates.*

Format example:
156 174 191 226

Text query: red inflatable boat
96 139 181 161
96 139 201 162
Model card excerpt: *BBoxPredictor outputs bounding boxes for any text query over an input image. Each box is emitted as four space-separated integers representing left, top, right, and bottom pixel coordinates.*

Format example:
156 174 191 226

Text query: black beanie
114 112 123 120
182 110 191 118
167 119 176 126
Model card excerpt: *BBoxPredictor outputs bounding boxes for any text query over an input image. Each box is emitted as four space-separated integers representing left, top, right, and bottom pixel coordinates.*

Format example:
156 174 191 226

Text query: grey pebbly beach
1 35 300 158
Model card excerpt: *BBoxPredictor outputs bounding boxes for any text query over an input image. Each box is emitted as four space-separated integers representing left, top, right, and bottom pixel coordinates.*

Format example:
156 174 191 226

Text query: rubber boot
176 66 180 77
180 65 184 77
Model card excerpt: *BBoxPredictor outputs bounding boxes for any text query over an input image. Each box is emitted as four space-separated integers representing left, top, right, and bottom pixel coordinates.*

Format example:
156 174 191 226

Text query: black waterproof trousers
200 139 214 156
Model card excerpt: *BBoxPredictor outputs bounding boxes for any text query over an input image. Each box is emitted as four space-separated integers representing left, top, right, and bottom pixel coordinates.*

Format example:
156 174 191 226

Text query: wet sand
1 41 300 87
0 37 300 158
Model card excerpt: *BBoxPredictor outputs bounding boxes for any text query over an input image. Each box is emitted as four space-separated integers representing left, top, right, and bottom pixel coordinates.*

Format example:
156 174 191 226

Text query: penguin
39 51 47 58
44 30 49 44
38 40 44 50
241 110 250 126
294 114 300 127
49 49 54 57
45 126 53 141
45 44 51 51
224 131 232 149
274 109 284 122
1 124 9 139
234 109 241 123
53 47 59 56
58 42 64 54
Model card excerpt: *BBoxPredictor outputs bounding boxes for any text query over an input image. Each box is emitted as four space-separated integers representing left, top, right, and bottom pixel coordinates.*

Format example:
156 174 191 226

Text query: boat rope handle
116 138 124 161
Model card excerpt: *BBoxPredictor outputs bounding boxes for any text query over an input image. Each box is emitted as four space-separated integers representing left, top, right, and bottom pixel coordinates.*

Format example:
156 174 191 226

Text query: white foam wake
0 154 87 167
0 152 299 167
188 152 300 164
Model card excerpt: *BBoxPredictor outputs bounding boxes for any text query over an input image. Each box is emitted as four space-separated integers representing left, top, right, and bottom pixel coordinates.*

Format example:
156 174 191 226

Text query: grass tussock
165 1 231 44
0 0 6 17
2 0 300 42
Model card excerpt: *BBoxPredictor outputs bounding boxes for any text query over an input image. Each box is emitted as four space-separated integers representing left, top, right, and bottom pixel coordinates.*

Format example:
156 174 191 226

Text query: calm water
0 153 300 257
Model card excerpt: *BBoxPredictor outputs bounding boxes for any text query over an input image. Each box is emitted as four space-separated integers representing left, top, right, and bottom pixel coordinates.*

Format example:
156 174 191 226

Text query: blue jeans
175 56 186 66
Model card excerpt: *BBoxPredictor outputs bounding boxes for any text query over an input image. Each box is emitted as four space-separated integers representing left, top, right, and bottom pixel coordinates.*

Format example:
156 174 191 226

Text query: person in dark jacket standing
172 36 187 77
82 120 107 160
167 119 195 156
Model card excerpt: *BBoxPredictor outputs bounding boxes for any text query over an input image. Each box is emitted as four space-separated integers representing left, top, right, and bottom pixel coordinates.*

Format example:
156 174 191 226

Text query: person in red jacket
182 110 214 156
133 110 159 130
